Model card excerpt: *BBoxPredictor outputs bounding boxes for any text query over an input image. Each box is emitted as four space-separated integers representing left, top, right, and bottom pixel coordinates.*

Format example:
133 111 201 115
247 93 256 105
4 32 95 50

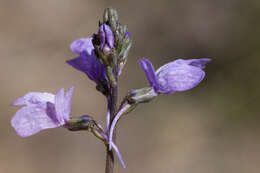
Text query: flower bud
98 24 114 50
105 8 119 31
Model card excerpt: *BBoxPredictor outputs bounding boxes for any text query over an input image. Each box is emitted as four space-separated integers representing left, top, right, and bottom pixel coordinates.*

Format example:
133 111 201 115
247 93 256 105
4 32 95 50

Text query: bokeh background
1 0 260 173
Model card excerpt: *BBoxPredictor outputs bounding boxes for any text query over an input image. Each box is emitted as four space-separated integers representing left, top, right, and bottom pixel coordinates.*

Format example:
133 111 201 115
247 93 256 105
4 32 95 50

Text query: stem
106 96 111 134
105 82 118 173
105 145 115 173
118 96 128 112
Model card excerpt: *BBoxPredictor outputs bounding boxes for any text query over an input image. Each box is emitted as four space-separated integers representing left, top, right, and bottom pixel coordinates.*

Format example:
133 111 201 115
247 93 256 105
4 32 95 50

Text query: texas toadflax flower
67 38 107 84
11 87 74 137
10 86 126 168
139 58 211 94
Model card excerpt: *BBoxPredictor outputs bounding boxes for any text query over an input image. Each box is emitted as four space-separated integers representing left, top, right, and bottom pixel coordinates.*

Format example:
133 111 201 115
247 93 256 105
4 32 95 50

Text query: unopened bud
98 24 114 50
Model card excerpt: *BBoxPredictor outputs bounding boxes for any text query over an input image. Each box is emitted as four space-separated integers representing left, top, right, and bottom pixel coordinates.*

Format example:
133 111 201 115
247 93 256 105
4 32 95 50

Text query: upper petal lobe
70 38 94 56
11 92 55 106
138 58 159 91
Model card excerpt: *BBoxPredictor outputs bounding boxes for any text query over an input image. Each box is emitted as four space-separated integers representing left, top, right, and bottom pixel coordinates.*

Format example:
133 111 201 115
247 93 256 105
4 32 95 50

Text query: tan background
1 0 260 173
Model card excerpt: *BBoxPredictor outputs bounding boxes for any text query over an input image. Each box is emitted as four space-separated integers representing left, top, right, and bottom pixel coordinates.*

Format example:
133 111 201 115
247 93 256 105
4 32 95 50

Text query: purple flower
11 87 75 137
139 58 211 94
98 24 114 50
67 38 106 83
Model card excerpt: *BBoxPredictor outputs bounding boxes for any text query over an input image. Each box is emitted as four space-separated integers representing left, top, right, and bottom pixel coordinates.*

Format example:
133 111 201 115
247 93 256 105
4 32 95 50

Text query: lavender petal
181 58 211 69
67 55 106 83
54 88 66 125
156 58 210 94
11 105 60 137
138 58 159 91
64 86 75 122
11 92 54 106
70 38 94 56
46 102 59 124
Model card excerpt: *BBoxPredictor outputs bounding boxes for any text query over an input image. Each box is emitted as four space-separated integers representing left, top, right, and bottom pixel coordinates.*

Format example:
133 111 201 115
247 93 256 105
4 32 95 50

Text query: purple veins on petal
139 58 211 94
11 87 75 137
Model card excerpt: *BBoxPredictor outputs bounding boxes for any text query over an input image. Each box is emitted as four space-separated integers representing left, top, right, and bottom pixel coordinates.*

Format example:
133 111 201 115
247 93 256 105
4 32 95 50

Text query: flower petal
174 58 211 69
70 38 94 56
46 102 59 124
55 88 65 125
66 55 106 83
11 92 55 106
63 86 75 121
11 105 60 137
156 59 209 94
138 58 159 91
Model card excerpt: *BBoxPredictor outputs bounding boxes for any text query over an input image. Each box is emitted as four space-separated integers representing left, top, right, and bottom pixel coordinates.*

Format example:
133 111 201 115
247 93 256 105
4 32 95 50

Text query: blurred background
1 0 260 173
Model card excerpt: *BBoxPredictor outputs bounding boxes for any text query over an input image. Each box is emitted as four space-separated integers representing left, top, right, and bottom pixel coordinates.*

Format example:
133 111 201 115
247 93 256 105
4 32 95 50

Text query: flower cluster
11 8 211 171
